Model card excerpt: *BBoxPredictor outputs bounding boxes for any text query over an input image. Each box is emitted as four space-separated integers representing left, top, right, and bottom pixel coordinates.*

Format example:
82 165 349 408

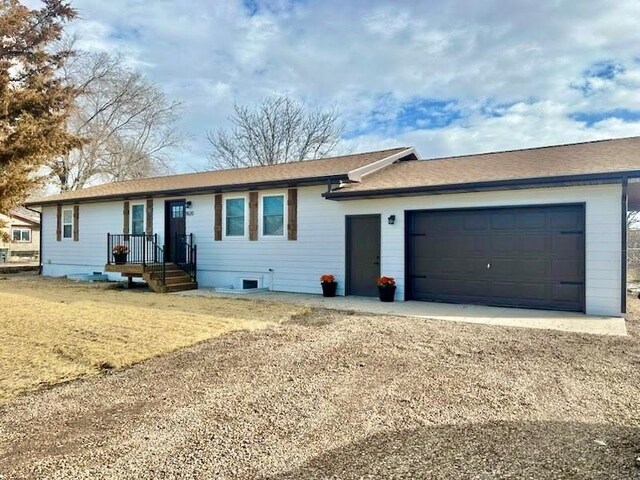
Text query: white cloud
33 0 640 170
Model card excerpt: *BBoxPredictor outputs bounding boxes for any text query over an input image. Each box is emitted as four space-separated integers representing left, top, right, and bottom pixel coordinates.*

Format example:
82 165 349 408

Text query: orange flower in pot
377 276 396 302
320 274 337 297
112 244 130 265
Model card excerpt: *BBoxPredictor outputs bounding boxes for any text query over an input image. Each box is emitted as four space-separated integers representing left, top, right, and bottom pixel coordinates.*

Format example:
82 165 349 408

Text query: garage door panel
551 259 583 279
552 235 583 257
462 214 489 231
490 235 519 254
552 284 584 304
490 212 518 230
521 235 548 254
551 210 583 229
407 204 585 312
519 259 549 277
518 282 549 301
518 211 547 230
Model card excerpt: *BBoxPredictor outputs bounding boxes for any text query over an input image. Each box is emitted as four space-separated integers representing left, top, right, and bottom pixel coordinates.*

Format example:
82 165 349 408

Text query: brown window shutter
56 205 62 241
287 188 297 241
249 191 259 241
73 205 79 241
123 201 130 234
214 194 222 241
146 198 153 235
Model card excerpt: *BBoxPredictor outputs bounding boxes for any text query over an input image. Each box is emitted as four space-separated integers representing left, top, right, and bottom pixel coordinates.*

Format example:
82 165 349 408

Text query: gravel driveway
1 300 639 479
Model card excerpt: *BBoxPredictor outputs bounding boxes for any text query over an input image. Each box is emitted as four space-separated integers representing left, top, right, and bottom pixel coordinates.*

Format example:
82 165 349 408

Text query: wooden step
165 275 193 285
163 282 198 293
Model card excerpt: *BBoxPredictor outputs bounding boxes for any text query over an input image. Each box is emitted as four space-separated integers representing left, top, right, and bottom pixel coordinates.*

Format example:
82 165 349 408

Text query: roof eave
25 174 352 207
323 171 640 200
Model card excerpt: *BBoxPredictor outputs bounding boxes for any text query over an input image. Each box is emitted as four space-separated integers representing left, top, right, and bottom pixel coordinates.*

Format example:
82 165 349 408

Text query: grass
0 274 308 403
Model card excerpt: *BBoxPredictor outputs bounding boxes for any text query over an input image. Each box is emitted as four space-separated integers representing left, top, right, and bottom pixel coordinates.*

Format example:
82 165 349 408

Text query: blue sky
32 0 640 171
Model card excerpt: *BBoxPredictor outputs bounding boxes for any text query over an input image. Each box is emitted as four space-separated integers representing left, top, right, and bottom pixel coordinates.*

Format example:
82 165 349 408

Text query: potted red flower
112 244 130 265
320 274 337 297
377 276 396 302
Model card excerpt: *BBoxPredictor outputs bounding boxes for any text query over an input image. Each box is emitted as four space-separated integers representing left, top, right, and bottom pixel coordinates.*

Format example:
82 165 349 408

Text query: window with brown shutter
146 198 153 235
56 205 62 241
123 201 130 234
73 205 79 241
287 188 297 240
214 194 222 240
249 191 258 241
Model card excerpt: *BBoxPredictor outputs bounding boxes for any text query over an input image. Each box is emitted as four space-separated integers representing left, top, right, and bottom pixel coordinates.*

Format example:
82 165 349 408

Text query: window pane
263 196 284 235
264 215 284 235
12 230 20 242
63 209 72 223
263 196 283 216
132 205 145 235
226 198 245 217
172 205 184 218
63 225 72 238
226 217 244 236
225 198 245 236
21 230 30 241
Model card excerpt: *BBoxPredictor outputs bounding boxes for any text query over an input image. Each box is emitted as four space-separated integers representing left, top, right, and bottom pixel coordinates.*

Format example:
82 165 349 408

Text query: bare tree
207 95 344 169
50 49 183 191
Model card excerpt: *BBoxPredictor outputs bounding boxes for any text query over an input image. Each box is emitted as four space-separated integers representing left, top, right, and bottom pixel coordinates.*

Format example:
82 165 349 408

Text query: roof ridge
418 135 640 163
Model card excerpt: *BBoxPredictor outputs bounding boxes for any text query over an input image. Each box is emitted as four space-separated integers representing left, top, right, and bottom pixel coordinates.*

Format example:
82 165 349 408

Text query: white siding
42 201 124 280
40 182 623 316
339 183 622 317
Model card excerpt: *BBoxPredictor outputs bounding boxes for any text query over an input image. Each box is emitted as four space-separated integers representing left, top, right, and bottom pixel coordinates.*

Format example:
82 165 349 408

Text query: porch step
142 263 197 293
163 282 198 293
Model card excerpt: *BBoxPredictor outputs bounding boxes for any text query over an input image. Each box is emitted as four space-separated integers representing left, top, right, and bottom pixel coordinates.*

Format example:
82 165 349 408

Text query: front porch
106 233 198 293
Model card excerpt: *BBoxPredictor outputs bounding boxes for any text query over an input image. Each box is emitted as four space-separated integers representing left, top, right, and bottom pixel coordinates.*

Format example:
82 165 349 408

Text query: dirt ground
0 274 307 403
0 277 639 479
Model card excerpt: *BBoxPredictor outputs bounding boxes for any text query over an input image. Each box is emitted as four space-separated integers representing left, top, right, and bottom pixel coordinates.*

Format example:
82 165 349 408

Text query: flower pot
378 285 396 302
113 253 128 265
321 281 337 297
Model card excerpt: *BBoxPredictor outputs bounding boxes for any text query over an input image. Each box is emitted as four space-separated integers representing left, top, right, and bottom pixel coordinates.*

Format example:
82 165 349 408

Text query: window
262 195 284 236
12 228 31 242
62 208 73 239
131 204 146 235
225 198 245 236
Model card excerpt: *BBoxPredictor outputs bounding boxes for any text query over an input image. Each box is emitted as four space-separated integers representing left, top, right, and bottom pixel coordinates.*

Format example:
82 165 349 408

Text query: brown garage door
406 204 585 312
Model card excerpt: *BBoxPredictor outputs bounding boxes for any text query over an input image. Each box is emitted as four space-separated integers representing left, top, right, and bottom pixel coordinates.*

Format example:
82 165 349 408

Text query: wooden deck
104 263 145 276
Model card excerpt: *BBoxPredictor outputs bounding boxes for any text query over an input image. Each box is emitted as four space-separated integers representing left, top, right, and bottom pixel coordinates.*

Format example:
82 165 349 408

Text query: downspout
23 206 42 275
621 177 628 315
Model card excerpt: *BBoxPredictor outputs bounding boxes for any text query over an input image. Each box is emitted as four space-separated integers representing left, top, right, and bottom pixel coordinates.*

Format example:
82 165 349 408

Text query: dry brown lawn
0 274 307 403
0 276 639 478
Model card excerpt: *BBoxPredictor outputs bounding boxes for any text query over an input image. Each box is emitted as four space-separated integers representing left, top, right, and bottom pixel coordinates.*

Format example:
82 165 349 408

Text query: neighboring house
25 137 640 317
0 208 40 263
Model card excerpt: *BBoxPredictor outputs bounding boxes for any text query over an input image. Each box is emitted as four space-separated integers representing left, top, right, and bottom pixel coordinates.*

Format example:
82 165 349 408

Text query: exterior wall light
388 215 396 225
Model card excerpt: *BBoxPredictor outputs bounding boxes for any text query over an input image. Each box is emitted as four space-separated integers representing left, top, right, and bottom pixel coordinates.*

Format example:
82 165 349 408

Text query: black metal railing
176 233 197 282
146 242 166 286
107 234 158 265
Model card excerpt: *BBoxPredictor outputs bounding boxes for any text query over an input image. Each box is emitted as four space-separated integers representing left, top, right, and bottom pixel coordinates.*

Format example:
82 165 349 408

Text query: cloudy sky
44 0 640 172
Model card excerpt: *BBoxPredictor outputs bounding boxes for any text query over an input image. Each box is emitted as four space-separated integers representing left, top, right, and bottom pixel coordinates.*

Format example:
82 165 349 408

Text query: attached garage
406 204 585 312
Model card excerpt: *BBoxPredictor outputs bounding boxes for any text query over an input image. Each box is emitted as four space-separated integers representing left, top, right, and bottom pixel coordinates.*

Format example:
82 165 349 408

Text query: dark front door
346 215 381 296
165 200 186 263
406 204 585 312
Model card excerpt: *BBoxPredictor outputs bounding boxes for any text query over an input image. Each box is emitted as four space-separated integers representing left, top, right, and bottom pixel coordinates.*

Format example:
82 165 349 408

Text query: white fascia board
347 147 417 182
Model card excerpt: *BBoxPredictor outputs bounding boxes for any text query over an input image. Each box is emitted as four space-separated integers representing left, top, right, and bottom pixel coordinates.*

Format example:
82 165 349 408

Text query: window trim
62 207 74 240
259 192 287 238
12 227 31 243
130 202 147 236
223 195 248 238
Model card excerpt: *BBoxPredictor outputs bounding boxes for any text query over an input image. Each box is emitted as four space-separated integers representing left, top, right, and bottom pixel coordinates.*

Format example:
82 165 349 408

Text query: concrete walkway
175 289 627 336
